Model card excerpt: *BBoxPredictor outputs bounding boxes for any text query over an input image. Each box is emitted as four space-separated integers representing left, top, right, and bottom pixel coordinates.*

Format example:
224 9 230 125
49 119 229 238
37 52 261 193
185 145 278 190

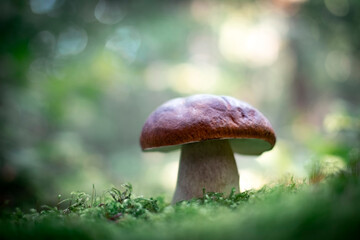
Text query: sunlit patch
106 27 141 63
169 63 219 94
324 112 354 133
239 169 266 191
219 16 281 67
256 141 295 175
321 155 345 175
324 0 349 17
325 51 351 82
30 0 57 14
90 51 121 84
57 27 88 56
95 0 126 24
160 161 179 190
141 152 166 164
307 155 346 182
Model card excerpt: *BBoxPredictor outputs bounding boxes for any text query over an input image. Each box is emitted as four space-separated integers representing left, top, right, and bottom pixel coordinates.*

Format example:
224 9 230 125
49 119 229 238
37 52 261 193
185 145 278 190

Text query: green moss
1 174 360 240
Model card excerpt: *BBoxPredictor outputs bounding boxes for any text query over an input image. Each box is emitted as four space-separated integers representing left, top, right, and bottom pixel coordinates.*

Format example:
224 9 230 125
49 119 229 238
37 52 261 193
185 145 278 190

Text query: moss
1 174 360 240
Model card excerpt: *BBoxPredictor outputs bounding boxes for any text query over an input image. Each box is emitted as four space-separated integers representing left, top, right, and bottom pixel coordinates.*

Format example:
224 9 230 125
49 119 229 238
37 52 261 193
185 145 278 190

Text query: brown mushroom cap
140 94 276 155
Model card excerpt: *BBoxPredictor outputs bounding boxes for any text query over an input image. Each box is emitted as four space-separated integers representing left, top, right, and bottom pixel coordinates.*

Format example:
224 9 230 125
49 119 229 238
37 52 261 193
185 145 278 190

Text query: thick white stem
172 140 240 203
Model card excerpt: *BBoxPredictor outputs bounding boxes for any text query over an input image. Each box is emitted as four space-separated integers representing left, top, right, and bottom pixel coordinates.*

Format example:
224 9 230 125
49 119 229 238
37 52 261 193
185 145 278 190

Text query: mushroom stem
172 139 240 204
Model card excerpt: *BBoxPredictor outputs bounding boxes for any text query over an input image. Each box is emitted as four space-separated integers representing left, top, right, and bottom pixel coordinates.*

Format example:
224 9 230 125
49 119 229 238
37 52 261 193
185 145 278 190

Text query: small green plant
1 172 360 240
10 183 164 223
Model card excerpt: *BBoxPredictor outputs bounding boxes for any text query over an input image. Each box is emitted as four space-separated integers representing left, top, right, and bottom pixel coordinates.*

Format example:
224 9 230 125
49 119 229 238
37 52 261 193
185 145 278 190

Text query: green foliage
6 183 163 223
1 173 359 240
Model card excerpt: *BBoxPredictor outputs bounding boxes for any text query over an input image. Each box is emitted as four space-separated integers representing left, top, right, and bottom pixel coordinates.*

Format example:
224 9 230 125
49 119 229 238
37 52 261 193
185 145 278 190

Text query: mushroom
140 94 276 203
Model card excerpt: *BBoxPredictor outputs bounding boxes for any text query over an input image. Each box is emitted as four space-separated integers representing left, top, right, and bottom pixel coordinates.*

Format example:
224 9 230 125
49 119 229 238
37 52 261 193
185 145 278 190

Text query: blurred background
0 0 359 209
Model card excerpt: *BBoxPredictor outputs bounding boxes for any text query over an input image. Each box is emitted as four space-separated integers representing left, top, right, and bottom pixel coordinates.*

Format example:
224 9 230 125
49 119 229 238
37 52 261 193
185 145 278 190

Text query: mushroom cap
140 94 276 155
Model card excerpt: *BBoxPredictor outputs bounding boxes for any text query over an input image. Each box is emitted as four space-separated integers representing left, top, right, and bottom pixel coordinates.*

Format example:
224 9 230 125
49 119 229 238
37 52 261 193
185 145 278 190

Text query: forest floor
1 171 360 240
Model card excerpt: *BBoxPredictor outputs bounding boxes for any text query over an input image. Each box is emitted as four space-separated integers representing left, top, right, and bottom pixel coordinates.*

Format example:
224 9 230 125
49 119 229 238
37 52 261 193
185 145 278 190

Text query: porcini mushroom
140 94 276 203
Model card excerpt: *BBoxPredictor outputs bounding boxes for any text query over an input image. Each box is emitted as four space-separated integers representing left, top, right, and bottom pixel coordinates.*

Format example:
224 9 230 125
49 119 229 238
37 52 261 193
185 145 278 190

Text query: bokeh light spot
106 27 141 63
239 169 266 191
219 17 281 67
30 0 57 14
324 112 352 133
57 27 88 56
169 63 219 94
95 0 125 24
